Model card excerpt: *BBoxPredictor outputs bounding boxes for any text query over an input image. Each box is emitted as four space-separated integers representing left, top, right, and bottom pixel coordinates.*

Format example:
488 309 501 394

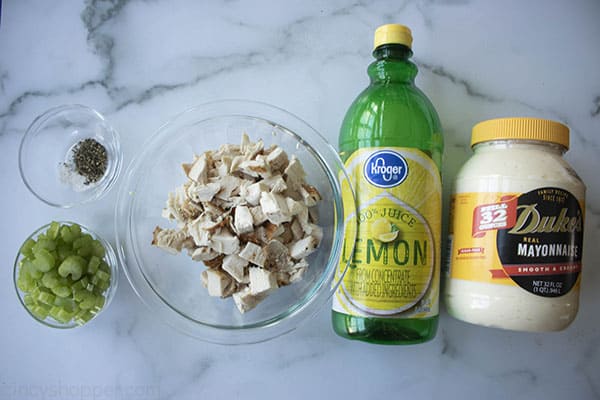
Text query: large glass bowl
115 100 355 344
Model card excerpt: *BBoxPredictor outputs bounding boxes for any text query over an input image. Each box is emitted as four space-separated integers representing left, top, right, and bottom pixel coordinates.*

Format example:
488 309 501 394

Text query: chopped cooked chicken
232 287 266 313
222 254 249 283
182 153 209 184
233 205 254 234
289 236 319 260
264 240 289 270
249 267 278 295
283 156 306 189
249 205 267 225
204 269 236 297
191 247 219 261
215 175 244 200
290 218 304 241
239 242 266 267
261 175 287 193
210 229 240 255
266 147 288 172
152 227 192 254
188 182 221 203
152 134 323 314
243 182 267 206
299 183 322 207
285 197 305 216
260 192 292 224
263 221 284 241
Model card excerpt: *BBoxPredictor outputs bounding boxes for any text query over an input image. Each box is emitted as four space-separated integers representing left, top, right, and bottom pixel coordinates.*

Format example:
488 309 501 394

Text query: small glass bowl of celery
13 221 119 328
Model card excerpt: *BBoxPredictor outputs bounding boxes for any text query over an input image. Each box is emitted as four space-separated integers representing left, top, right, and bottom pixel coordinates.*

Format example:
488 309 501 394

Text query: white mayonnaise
444 118 585 332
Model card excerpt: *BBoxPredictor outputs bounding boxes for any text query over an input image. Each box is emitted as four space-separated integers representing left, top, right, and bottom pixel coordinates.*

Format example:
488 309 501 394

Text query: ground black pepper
72 138 108 184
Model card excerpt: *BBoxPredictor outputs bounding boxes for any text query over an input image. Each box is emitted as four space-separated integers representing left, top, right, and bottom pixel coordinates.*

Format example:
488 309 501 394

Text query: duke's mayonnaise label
448 188 584 297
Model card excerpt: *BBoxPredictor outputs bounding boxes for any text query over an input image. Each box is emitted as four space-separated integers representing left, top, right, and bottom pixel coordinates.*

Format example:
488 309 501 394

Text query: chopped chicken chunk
152 134 323 314
289 236 319 260
260 192 292 224
222 254 249 283
239 242 266 267
234 205 254 234
232 287 266 313
249 267 278 295
204 269 236 298
210 230 240 255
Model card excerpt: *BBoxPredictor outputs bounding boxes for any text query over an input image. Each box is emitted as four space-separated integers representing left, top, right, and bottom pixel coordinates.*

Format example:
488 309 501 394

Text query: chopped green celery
47 221 61 240
77 246 93 258
57 244 73 262
60 225 75 243
99 261 110 274
95 269 111 282
33 237 57 252
41 270 61 288
78 293 97 310
72 276 94 292
32 248 56 272
91 295 106 313
70 224 82 237
51 285 71 298
75 310 94 325
30 286 42 299
73 235 92 250
93 282 109 295
73 288 88 302
37 291 56 306
30 305 50 320
17 270 36 292
53 296 75 310
49 306 68 323
20 238 36 258
58 255 86 280
79 276 90 290
23 294 35 307
87 256 101 275
72 279 85 292
22 259 42 279
91 241 105 258
55 308 75 324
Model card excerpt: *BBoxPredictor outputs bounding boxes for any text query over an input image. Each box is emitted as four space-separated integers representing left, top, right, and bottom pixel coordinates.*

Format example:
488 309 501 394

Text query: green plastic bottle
332 24 443 344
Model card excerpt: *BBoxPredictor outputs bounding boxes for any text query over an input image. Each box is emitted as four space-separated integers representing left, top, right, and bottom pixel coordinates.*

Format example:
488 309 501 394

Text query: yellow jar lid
471 117 570 149
374 24 412 50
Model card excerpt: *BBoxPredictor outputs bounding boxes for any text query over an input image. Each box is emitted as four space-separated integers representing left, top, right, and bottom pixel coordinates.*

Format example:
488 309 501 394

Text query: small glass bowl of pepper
19 104 122 208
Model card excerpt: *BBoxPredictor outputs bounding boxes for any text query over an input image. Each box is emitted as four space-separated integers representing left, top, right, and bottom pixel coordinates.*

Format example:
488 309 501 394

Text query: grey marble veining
1 1 599 399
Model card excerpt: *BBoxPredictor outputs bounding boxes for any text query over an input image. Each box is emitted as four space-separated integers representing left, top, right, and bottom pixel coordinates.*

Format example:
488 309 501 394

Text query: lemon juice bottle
332 24 443 344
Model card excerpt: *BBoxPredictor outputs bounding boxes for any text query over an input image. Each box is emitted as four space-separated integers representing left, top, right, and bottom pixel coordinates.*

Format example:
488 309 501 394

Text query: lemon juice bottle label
333 147 441 318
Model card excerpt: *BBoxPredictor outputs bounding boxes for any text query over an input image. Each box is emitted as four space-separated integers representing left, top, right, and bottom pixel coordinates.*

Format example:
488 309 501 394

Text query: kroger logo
363 150 409 188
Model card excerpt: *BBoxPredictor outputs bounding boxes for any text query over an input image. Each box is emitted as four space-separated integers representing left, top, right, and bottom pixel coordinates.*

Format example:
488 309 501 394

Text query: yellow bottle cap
374 24 412 50
471 117 570 149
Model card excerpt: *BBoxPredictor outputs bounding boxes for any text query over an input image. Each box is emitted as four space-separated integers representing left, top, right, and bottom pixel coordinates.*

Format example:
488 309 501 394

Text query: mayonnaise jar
444 117 586 332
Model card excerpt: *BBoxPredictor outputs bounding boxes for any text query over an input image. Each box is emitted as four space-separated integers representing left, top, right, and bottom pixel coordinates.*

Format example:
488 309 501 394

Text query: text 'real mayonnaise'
444 117 586 332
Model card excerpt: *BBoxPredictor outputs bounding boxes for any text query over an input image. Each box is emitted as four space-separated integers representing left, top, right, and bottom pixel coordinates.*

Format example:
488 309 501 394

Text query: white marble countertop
1 1 599 399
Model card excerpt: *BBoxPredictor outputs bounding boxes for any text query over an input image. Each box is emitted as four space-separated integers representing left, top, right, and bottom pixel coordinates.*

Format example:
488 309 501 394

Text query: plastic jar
444 117 586 332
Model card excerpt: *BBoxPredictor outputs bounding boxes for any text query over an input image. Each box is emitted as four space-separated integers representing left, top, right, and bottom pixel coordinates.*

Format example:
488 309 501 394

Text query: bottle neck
368 44 417 84
472 140 567 156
